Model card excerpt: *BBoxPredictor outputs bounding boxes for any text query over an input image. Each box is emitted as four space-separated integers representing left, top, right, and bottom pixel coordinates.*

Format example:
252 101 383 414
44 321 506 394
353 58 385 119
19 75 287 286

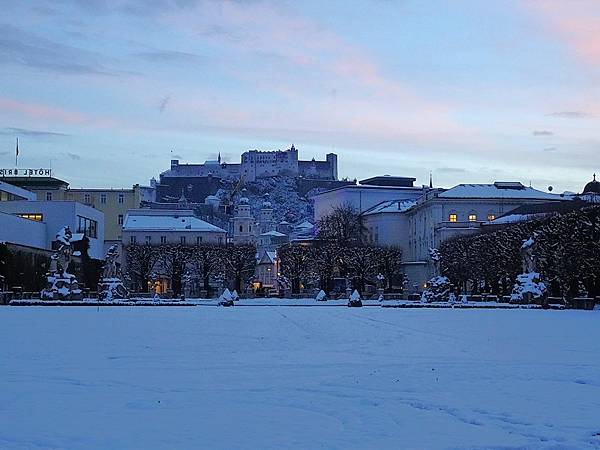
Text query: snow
362 199 416 215
1 307 600 449
439 184 561 200
123 213 226 233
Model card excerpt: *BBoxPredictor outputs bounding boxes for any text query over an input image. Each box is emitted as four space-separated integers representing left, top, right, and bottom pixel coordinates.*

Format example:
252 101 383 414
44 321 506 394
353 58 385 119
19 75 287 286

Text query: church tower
232 194 255 244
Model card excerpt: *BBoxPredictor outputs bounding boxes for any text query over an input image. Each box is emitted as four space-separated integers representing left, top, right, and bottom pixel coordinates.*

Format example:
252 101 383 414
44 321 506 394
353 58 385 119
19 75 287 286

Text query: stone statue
41 226 82 301
55 226 73 274
98 244 128 301
520 233 538 273
103 244 120 279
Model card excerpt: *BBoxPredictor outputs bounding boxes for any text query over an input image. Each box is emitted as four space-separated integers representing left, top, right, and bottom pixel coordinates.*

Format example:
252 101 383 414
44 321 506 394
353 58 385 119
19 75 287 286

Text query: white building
403 182 564 289
313 176 424 221
0 200 105 259
122 209 226 246
361 200 416 256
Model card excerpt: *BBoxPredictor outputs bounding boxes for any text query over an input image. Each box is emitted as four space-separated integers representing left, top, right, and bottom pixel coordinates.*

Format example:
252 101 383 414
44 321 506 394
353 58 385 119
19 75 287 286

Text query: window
196 236 203 245
218 237 223 245
160 236 167 244
84 193 91 204
46 192 53 201
449 213 457 222
118 214 123 225
100 193 107 204
77 216 98 238
118 193 124 204
487 214 496 221
145 236 152 245
180 236 186 245
16 213 43 221
130 236 137 244
239 225 243 232
468 214 477 222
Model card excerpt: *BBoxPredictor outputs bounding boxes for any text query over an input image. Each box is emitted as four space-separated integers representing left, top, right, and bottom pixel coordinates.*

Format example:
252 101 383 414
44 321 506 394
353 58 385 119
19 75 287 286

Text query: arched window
468 213 477 222
448 213 458 222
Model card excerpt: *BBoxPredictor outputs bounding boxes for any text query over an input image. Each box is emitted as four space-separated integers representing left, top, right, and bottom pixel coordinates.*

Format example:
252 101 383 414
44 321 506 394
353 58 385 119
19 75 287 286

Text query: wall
0 201 105 259
0 211 47 249
65 187 140 243
121 229 225 246
314 186 424 221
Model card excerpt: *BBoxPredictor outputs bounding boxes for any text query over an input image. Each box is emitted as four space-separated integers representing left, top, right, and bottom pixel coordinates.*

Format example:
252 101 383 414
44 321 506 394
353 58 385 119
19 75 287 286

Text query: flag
16 138 19 157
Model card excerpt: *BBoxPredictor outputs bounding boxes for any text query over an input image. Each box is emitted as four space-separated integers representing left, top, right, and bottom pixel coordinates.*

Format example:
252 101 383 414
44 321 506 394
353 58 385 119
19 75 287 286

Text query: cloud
136 49 204 64
172 153 182 159
525 0 600 68
65 152 81 160
0 24 119 76
548 111 592 119
0 127 70 138
532 130 554 136
543 147 557 152
436 167 468 174
158 96 171 113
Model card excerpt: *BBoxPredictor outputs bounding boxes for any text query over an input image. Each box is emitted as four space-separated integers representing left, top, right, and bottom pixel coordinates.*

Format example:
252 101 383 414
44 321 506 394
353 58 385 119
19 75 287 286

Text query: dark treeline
279 204 403 294
126 244 256 296
439 206 600 298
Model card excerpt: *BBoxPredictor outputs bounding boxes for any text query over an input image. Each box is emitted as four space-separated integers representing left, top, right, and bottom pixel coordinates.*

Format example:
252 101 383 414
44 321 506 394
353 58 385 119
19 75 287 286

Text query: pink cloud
0 97 87 124
524 0 600 67
0 96 124 129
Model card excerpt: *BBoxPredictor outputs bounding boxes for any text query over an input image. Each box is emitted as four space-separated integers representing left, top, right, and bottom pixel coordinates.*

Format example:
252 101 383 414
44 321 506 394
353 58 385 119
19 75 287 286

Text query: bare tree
125 244 159 292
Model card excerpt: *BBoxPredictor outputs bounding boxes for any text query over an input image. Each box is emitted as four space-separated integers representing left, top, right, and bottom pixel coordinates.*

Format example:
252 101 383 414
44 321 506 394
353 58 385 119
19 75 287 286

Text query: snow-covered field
1 307 599 450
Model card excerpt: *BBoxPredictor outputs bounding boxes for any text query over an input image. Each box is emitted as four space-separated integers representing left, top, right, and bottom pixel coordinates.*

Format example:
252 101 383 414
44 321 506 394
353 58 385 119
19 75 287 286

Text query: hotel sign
0 168 52 177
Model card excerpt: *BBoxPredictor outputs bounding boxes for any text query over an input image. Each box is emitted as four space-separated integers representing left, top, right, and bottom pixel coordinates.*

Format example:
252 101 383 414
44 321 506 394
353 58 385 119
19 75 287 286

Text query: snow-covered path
1 307 599 450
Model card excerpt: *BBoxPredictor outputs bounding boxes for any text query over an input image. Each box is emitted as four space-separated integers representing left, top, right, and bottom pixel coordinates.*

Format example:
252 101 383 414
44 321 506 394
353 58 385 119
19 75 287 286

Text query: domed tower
232 195 255 244
258 194 275 234
581 173 600 203
583 174 600 195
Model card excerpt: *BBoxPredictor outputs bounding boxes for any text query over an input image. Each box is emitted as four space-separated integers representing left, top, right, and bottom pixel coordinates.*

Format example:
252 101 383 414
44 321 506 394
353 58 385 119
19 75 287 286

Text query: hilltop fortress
165 145 338 182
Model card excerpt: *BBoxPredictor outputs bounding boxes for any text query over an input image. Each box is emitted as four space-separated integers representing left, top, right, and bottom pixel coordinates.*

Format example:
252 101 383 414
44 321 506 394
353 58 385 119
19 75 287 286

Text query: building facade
0 200 105 259
1 175 146 248
313 177 425 221
122 209 227 246
403 182 564 289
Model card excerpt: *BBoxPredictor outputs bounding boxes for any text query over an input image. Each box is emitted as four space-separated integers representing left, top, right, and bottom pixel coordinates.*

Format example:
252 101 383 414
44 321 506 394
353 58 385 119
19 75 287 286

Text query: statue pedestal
98 278 129 301
41 273 82 301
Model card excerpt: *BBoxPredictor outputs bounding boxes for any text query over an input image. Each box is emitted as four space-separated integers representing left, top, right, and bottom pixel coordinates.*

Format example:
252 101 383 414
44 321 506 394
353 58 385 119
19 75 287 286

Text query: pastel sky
1 0 599 192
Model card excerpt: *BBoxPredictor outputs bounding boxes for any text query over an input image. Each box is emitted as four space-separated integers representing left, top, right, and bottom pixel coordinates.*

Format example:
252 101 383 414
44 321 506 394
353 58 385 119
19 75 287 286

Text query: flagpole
15 138 19 167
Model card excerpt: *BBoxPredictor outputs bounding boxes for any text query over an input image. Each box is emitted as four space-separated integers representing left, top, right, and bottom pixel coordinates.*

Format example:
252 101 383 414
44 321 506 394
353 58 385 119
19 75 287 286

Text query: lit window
449 213 457 222
16 213 43 221
487 214 495 221
468 214 477 222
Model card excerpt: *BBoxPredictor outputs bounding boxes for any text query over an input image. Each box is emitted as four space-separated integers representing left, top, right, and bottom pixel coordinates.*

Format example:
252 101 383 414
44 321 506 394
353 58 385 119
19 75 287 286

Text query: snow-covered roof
439 183 560 200
362 199 416 215
260 230 286 237
294 220 314 230
123 214 226 233
488 213 546 225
